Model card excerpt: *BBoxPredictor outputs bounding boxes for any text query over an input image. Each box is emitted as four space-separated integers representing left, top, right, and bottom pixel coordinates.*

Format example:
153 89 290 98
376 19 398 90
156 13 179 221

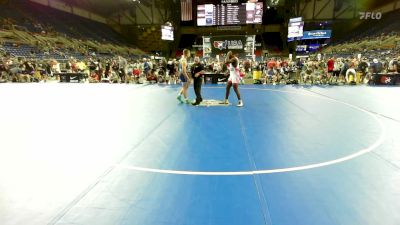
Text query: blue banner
296 45 307 52
302 30 332 40
288 30 331 42
308 44 321 51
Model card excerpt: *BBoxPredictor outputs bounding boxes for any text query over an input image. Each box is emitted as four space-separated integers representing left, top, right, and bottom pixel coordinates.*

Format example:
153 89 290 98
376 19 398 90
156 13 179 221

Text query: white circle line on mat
115 87 386 176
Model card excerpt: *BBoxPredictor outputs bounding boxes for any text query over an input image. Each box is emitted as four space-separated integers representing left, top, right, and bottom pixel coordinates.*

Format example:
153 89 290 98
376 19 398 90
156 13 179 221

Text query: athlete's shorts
180 74 188 83
228 76 240 84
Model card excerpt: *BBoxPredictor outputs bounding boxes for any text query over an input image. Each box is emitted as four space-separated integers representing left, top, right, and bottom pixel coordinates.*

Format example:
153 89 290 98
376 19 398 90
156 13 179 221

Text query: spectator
143 58 151 76
358 58 369 82
346 63 357 84
327 57 335 78
146 69 158 83
370 58 383 73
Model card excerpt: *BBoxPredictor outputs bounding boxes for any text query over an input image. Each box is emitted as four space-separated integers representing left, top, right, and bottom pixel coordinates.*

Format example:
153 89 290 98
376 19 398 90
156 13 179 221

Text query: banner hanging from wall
210 35 247 55
203 35 255 58
301 30 332 40
288 30 332 42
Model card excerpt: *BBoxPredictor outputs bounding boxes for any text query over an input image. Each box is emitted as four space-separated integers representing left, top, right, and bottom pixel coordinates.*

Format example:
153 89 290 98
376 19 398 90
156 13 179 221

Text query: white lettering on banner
310 31 327 37
213 40 243 50
217 26 242 31
227 40 243 49
221 0 238 3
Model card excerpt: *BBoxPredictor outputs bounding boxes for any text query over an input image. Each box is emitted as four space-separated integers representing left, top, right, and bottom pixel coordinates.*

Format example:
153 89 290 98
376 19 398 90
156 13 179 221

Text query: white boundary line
115 87 386 176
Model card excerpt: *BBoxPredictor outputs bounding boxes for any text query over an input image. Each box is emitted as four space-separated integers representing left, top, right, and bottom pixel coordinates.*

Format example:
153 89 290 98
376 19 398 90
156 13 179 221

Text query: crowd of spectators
1 5 399 86
255 54 399 85
1 49 399 85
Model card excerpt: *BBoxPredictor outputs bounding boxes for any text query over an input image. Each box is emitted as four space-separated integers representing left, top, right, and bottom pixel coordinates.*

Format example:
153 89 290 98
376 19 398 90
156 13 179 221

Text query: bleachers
328 9 400 49
1 1 127 45
0 0 146 60
23 2 124 44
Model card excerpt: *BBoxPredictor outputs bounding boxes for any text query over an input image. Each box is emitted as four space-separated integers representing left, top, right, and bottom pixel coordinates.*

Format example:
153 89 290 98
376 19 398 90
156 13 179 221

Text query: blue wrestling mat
0 84 399 225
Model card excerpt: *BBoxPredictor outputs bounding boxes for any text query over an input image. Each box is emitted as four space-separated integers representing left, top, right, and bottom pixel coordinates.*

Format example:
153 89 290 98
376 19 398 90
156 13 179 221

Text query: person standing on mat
191 56 205 105
224 51 243 107
177 49 191 104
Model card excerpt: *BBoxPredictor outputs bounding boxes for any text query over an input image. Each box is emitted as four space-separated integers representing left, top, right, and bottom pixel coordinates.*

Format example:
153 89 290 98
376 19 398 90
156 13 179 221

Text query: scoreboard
197 2 263 26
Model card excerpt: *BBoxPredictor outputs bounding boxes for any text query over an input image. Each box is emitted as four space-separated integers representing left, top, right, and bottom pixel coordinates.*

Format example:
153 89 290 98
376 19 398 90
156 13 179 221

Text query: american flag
181 0 192 21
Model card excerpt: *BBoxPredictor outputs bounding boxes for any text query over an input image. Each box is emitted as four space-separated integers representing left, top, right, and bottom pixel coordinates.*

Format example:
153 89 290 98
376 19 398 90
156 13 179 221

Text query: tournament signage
302 30 332 40
296 45 307 52
221 0 238 3
373 73 400 85
308 44 321 51
288 29 331 42
210 36 246 54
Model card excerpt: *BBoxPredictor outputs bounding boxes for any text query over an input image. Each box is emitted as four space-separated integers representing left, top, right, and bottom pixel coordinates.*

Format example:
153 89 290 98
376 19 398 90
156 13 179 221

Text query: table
56 73 86 83
372 73 400 85
203 72 228 84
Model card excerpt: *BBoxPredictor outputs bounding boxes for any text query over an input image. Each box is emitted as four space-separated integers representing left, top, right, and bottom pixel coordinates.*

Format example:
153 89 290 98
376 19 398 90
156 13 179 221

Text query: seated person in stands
65 60 72 73
88 69 101 83
212 61 221 73
157 65 168 84
0 71 7 83
301 64 314 84
23 61 35 75
104 60 112 78
0 60 9 82
32 64 43 82
332 58 343 83
388 57 399 73
278 62 290 83
18 69 32 83
339 59 350 83
88 58 98 76
345 63 357 84
9 64 23 82
267 58 277 71
357 58 369 82
69 59 78 73
117 56 127 83
50 60 61 78
146 69 158 83
167 59 176 76
132 65 141 84
242 60 251 78
109 69 120 83
370 58 383 74
143 58 151 77
265 67 278 84
111 60 123 83
125 70 134 84
313 65 327 84
327 57 335 80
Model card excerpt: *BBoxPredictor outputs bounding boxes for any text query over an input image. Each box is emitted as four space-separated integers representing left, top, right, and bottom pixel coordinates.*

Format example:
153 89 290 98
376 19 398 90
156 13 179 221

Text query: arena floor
1 84 400 225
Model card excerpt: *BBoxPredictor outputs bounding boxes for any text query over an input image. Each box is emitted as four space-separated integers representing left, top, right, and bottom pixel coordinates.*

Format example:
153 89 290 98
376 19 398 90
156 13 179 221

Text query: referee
191 56 205 106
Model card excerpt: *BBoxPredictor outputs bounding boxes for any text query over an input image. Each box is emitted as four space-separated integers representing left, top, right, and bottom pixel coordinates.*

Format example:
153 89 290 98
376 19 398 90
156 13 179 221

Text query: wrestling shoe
237 100 244 107
192 99 202 106
177 95 184 103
